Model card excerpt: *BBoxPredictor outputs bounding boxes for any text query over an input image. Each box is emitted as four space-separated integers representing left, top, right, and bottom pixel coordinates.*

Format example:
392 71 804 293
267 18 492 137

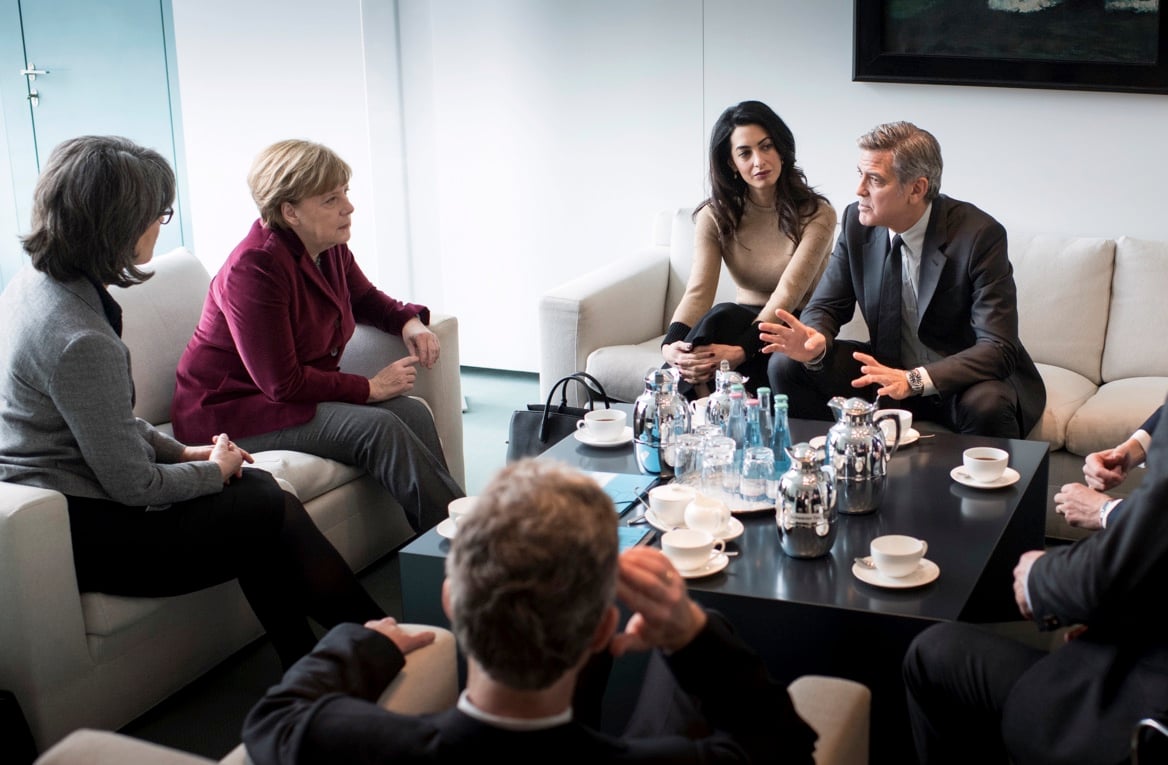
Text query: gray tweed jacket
0 267 221 506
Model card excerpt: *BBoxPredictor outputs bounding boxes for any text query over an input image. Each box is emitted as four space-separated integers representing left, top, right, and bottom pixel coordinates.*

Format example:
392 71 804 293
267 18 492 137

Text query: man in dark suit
759 121 1044 438
901 402 1168 764
242 458 816 764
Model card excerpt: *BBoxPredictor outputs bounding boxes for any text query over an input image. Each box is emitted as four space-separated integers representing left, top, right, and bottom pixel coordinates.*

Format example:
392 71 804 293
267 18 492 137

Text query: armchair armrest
538 247 671 399
0 484 96 747
340 313 464 488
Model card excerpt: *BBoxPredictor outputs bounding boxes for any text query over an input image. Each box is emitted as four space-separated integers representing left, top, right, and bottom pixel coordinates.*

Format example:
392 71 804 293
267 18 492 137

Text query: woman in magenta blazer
172 140 463 533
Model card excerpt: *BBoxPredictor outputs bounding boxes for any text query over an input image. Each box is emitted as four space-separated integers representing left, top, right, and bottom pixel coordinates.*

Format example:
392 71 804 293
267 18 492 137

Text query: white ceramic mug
649 483 696 527
869 534 928 578
661 528 726 572
878 408 913 444
576 409 627 441
683 494 732 536
963 446 1008 482
448 496 478 528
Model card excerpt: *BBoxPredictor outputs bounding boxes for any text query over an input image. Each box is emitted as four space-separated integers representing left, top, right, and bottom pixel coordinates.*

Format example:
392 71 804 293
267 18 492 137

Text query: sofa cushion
586 339 666 403
1065 377 1168 456
249 450 364 503
1030 363 1098 451
1102 237 1168 381
1012 236 1114 385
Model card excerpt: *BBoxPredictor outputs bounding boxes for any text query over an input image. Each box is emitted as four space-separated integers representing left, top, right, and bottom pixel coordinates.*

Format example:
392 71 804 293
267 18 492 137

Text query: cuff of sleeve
1133 431 1152 466
1100 497 1122 528
803 345 828 371
918 367 938 397
663 322 692 347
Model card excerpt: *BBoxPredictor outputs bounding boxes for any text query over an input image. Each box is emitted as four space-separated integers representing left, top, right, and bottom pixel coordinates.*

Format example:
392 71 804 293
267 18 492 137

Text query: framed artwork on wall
854 0 1168 95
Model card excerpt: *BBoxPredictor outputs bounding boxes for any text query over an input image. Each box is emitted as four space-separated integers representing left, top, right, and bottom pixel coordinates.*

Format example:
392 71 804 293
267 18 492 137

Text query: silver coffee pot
825 396 900 515
704 360 748 431
633 367 692 476
777 442 837 558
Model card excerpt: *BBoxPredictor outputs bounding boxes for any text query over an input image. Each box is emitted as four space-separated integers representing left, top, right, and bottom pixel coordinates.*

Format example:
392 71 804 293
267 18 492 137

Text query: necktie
875 235 903 366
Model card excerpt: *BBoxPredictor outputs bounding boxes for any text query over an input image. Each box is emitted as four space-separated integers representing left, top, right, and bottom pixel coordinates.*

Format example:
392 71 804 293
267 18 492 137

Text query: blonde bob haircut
248 139 351 229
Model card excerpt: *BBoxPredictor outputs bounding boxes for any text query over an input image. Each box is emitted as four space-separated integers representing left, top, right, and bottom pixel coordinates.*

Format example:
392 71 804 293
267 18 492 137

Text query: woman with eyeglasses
0 136 385 669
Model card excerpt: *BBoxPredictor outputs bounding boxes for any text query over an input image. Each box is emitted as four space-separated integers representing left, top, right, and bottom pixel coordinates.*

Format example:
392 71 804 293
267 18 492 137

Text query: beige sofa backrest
1102 236 1168 382
111 248 209 426
654 208 738 330
1011 235 1115 386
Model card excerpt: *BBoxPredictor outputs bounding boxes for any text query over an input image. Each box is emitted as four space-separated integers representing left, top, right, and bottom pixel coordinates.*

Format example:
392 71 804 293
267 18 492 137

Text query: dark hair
21 135 175 287
695 100 830 248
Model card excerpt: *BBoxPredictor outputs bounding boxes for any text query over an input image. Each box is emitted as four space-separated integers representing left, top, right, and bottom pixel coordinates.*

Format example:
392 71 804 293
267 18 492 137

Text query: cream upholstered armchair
539 208 859 405
538 209 738 404
33 658 870 765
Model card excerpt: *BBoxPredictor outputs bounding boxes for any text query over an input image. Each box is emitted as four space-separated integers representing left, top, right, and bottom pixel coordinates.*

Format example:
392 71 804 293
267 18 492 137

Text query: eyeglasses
159 208 174 225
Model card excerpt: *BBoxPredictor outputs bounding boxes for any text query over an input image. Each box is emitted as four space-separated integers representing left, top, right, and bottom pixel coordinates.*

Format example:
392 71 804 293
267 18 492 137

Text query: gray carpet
117 367 538 760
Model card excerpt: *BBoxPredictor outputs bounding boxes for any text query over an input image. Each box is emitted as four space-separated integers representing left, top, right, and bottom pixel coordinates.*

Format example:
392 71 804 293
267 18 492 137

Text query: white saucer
678 552 730 579
643 509 744 541
949 465 1021 489
436 518 457 539
574 426 634 447
852 558 940 589
896 428 921 447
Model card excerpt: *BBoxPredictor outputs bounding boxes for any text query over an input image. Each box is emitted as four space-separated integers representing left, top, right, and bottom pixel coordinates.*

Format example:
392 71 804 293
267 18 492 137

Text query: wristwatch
906 368 925 396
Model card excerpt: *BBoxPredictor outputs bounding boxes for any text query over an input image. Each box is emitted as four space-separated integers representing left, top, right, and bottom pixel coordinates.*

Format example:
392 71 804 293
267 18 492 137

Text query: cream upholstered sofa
539 209 1168 542
34 661 871 765
0 248 465 754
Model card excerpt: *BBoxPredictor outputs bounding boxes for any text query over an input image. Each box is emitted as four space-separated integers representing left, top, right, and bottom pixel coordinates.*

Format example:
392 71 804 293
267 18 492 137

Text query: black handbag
507 372 613 461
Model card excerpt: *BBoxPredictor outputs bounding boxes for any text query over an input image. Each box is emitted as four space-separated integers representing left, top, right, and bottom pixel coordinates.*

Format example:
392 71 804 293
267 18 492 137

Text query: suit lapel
863 226 890 322
916 200 949 323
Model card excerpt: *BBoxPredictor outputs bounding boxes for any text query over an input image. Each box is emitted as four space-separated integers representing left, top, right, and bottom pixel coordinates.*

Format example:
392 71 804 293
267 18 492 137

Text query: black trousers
66 469 384 668
672 303 768 401
767 339 1028 438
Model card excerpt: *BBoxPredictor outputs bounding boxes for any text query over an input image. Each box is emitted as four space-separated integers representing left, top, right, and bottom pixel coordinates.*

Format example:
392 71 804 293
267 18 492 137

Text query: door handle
27 89 38 107
21 63 50 81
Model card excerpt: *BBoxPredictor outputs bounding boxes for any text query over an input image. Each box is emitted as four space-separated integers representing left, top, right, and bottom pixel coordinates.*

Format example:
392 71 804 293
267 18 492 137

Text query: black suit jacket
242 615 816 765
1004 399 1168 763
801 195 1045 434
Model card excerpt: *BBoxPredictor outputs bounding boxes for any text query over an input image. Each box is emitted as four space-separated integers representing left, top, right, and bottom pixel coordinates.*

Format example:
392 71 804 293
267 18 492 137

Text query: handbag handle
539 372 612 443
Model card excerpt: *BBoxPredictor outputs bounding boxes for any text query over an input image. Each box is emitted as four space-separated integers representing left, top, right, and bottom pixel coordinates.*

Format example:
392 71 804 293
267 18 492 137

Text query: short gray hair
446 459 618 690
248 139 351 229
858 121 943 201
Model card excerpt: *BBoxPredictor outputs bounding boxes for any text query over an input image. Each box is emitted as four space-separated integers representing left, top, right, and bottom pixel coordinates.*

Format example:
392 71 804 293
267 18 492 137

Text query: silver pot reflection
826 396 900 515
776 442 837 558
632 367 691 476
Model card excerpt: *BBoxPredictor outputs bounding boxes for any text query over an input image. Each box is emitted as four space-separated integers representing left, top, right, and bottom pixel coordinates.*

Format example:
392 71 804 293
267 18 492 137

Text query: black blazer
1006 399 1168 763
801 195 1046 435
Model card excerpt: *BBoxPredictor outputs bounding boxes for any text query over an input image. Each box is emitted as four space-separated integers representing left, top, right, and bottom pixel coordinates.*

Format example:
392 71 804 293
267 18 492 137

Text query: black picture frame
854 0 1168 95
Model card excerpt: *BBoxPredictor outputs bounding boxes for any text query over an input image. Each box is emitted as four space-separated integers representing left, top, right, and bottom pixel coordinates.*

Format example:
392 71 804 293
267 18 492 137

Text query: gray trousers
237 397 463 533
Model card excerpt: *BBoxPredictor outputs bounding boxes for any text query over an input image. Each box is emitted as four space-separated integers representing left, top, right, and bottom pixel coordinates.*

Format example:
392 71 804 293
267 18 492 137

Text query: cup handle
712 539 726 555
919 540 928 558
577 420 587 431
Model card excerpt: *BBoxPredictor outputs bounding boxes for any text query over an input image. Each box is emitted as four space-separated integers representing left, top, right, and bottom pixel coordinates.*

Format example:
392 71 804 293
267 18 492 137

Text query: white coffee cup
447 496 478 527
576 409 627 441
661 528 726 572
963 446 1009 482
649 483 696 527
683 494 732 536
878 408 913 444
869 534 928 578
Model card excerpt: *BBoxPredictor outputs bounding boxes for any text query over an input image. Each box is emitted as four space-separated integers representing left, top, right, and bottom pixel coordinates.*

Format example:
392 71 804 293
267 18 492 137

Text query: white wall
11 1 1158 371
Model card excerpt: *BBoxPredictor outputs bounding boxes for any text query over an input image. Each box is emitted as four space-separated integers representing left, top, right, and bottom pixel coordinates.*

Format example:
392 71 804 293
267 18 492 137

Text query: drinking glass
672 434 704 488
740 446 775 503
700 436 736 503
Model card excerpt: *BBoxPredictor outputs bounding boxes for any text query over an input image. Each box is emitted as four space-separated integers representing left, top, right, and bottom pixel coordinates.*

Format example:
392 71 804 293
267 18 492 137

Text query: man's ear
589 605 620 653
441 578 453 622
909 176 929 204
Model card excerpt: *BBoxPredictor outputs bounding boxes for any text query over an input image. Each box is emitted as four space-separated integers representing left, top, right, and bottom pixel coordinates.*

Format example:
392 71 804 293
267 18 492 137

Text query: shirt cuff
803 346 828 371
1100 497 1122 528
918 367 938 397
1133 430 1153 466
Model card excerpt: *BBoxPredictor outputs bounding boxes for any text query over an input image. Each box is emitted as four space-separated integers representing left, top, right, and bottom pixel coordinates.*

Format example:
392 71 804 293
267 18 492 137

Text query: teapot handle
874 412 901 455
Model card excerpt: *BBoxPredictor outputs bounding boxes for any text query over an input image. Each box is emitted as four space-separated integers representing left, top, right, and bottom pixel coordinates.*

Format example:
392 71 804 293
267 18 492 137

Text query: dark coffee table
399 417 1049 762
